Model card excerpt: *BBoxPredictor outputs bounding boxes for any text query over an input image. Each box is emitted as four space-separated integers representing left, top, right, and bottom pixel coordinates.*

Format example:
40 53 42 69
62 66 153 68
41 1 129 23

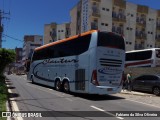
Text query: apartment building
156 10 160 48
44 22 70 45
22 35 43 65
15 47 23 63
70 0 160 51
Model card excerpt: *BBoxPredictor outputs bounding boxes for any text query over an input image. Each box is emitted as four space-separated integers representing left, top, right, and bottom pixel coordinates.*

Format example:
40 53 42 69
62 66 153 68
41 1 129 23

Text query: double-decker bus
125 48 160 67
27 30 125 95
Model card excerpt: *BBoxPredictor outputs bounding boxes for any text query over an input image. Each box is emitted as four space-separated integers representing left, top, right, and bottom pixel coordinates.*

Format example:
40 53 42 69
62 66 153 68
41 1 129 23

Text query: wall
125 67 160 79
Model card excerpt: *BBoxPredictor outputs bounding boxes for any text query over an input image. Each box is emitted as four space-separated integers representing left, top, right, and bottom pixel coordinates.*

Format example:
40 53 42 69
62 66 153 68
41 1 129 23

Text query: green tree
0 48 16 75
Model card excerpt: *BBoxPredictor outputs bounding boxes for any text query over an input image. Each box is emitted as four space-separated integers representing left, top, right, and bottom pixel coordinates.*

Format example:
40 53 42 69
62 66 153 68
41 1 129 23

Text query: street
5 74 160 120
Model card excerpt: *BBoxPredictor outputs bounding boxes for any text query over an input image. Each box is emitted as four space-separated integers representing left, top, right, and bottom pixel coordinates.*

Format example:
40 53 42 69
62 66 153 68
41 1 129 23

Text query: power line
3 34 23 42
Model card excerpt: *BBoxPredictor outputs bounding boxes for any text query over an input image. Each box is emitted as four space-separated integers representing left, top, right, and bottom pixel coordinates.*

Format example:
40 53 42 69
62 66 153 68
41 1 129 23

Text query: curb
6 79 23 120
5 79 13 120
120 91 152 96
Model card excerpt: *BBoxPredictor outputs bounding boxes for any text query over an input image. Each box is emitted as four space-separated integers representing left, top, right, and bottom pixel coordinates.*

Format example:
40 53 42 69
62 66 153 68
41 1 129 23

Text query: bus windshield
97 32 125 50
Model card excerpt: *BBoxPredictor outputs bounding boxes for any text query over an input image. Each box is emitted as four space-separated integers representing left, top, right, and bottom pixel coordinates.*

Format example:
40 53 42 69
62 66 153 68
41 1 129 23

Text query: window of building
101 23 104 25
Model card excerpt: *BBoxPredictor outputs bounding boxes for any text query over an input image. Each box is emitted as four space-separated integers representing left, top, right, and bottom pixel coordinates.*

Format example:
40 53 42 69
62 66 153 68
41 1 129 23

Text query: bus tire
63 80 70 93
55 80 61 91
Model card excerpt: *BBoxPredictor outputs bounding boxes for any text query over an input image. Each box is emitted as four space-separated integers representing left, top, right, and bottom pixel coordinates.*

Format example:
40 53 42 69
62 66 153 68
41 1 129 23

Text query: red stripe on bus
125 60 152 67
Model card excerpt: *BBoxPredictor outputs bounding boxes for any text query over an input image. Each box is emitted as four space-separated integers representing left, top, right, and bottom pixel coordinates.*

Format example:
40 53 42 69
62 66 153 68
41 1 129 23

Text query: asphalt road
5 74 160 120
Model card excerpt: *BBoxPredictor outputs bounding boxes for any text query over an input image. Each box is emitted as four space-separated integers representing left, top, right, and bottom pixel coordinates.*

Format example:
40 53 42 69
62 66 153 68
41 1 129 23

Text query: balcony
91 22 98 30
156 34 160 41
112 12 126 23
136 17 146 27
112 26 124 35
135 44 145 50
65 28 70 38
92 7 100 18
136 31 146 39
113 0 126 9
50 29 56 40
156 24 160 30
92 0 101 2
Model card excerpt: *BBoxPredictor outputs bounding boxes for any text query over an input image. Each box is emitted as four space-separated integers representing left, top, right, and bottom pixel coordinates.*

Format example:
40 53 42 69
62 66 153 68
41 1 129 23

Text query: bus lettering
42 58 79 65
98 67 122 75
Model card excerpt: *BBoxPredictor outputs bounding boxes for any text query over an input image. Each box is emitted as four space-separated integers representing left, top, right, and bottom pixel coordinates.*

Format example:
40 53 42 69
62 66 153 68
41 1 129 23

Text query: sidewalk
120 90 152 96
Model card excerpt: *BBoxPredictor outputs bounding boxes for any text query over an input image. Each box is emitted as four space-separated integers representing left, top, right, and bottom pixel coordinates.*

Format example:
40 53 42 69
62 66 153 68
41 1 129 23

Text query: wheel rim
64 82 69 92
153 87 160 95
56 81 61 90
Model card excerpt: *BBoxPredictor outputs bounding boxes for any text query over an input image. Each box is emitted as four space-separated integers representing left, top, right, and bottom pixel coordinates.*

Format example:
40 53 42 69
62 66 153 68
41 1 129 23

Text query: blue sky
0 0 160 49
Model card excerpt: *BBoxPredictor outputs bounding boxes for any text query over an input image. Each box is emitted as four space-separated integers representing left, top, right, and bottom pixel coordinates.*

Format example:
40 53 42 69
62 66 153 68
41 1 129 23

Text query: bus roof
126 48 160 53
35 30 98 51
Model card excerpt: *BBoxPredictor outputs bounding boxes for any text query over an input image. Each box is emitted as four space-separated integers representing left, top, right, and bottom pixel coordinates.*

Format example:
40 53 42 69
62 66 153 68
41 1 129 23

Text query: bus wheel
55 80 61 91
63 81 70 93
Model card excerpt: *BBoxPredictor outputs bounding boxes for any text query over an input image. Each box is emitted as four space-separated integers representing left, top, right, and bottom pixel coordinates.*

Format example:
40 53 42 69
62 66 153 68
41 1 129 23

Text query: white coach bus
27 30 125 95
125 48 160 67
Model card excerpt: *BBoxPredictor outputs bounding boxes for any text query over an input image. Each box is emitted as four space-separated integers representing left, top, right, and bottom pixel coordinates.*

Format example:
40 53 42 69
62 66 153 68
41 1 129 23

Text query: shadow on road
70 92 124 101
27 82 124 101
6 82 13 85
8 92 19 98
7 86 16 89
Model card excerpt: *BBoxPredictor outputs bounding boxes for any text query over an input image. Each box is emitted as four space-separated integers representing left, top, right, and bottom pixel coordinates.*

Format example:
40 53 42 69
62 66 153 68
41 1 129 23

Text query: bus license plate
107 88 113 91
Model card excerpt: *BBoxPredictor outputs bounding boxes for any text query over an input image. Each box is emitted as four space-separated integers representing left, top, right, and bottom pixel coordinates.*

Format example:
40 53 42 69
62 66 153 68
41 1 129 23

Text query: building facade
44 22 70 45
70 0 160 51
15 47 23 63
22 35 43 65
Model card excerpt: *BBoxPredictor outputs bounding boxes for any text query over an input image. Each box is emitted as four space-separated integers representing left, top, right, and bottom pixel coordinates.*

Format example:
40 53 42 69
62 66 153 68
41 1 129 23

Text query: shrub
0 48 16 75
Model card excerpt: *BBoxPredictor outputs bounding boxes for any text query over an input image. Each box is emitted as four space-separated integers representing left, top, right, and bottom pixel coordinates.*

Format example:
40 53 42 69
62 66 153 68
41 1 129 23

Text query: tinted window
135 76 146 80
147 75 158 80
134 75 159 81
156 50 160 58
126 50 152 61
32 34 91 61
97 32 125 50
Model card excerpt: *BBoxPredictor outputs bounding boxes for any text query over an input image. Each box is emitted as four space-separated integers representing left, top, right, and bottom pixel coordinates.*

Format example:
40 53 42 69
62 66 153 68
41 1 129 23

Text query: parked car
131 74 160 95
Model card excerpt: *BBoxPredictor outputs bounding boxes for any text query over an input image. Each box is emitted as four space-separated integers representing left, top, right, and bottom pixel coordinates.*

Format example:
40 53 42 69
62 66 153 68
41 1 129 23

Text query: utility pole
0 10 10 48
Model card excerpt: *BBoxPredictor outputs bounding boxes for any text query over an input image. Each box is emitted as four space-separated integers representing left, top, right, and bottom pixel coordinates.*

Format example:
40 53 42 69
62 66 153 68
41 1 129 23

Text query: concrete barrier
124 67 160 78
